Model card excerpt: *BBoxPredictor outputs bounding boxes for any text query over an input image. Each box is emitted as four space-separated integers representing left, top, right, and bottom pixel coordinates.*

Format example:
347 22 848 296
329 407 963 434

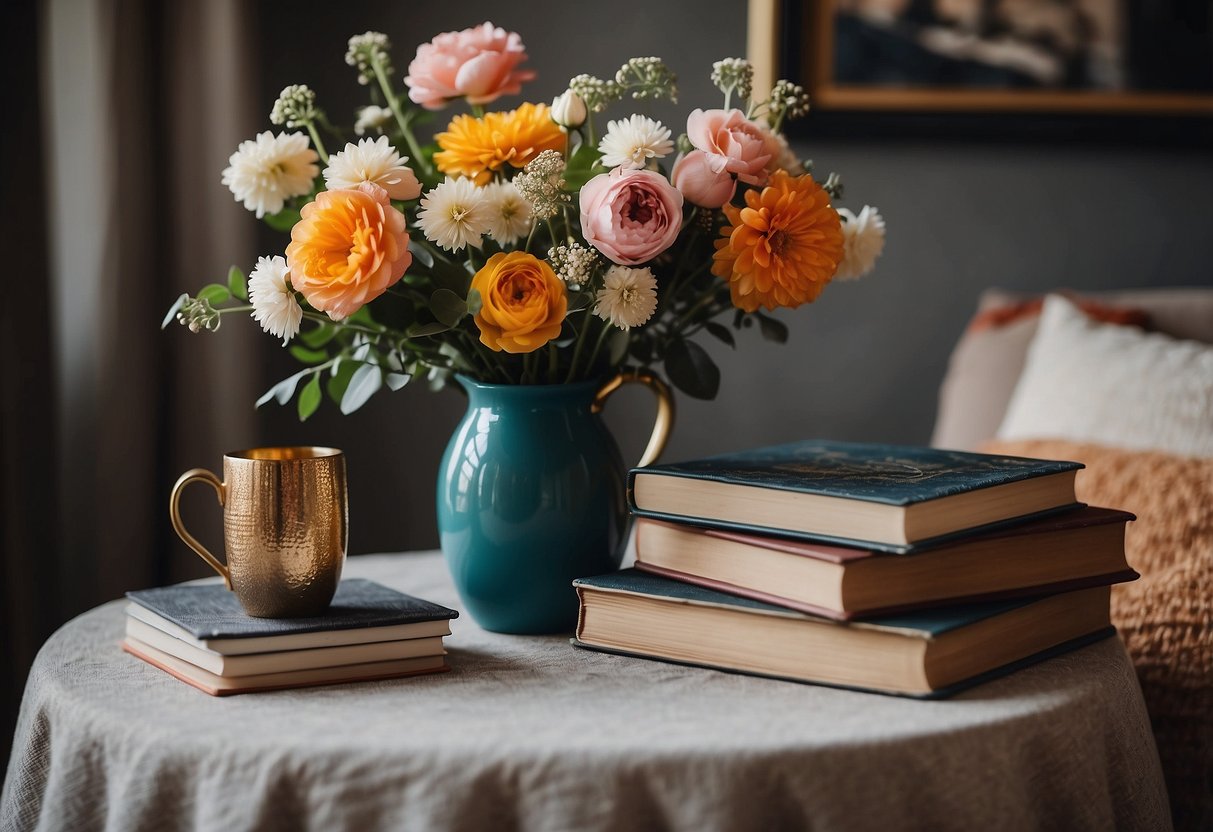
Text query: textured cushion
932 287 1213 450
981 438 1213 832
996 295 1213 456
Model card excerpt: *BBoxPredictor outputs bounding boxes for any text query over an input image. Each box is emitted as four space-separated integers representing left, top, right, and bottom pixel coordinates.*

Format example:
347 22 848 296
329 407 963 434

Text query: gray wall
252 0 1213 555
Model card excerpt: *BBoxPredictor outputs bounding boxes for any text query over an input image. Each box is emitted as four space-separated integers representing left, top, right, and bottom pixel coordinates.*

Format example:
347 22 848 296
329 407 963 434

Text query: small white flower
323 136 421 201
248 255 302 344
482 181 533 245
548 242 599 290
835 206 886 280
594 265 658 329
221 131 319 218
416 178 492 252
550 90 587 129
598 115 673 170
354 105 393 136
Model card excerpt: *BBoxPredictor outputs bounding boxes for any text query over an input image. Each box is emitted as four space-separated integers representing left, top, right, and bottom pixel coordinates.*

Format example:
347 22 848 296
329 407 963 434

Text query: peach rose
685 108 774 186
472 252 567 353
285 182 411 320
579 168 684 266
671 150 736 208
404 22 536 110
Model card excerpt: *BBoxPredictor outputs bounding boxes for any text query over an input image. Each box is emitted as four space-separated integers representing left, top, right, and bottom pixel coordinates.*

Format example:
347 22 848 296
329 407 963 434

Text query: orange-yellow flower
434 103 565 185
285 182 412 320
472 251 567 353
711 171 844 312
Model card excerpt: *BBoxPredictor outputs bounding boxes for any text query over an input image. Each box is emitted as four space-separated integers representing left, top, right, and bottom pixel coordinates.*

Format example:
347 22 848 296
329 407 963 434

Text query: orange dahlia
434 102 565 185
711 171 844 312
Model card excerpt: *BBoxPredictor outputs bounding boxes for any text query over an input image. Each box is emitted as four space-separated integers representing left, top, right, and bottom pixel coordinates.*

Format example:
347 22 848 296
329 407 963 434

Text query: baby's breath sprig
547 242 599 291
710 58 753 110
270 84 329 163
514 150 571 222
345 31 393 86
568 74 624 113
765 79 812 131
176 297 223 333
615 57 678 104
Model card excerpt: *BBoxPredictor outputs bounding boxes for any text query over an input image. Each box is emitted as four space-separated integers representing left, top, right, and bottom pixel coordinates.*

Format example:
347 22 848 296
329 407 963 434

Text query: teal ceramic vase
437 372 673 634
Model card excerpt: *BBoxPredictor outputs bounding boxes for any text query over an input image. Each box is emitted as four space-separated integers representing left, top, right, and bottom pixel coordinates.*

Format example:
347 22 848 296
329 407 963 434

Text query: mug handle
169 468 232 589
592 370 675 468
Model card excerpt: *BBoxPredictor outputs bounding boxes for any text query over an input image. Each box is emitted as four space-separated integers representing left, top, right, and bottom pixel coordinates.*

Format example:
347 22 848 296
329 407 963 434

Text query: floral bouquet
167 22 886 419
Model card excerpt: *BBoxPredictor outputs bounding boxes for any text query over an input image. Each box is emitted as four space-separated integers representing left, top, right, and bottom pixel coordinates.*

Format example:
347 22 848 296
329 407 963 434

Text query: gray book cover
127 578 458 639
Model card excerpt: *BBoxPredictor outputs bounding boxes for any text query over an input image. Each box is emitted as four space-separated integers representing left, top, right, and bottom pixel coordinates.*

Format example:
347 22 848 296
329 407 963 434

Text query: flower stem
305 122 329 164
565 305 595 382
582 318 614 376
372 58 432 176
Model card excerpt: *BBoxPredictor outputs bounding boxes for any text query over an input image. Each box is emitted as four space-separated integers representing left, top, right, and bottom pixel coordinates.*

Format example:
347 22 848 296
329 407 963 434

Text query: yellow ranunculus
472 252 567 354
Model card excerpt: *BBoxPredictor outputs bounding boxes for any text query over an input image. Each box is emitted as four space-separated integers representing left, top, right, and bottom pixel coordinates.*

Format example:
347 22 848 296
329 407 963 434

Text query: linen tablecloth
3 551 1170 831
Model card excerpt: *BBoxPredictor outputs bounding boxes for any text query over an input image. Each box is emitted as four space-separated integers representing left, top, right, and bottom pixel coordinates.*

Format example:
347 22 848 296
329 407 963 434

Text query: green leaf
289 345 329 364
297 374 322 421
664 338 720 400
407 321 450 338
326 360 357 404
264 207 302 232
300 323 338 348
466 288 483 317
608 328 630 365
408 240 434 269
429 257 473 295
430 288 468 327
756 313 789 344
564 141 606 190
340 364 382 414
227 266 248 301
703 321 736 348
385 372 410 391
256 368 311 408
196 283 231 305
162 293 188 329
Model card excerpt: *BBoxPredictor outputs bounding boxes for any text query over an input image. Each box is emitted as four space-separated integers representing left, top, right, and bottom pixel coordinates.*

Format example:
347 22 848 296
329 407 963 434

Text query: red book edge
121 641 449 696
631 562 1140 622
638 506 1137 564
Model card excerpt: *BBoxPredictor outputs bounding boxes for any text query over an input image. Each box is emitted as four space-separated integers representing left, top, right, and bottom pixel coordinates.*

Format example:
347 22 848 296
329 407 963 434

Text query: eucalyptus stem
372 59 431 176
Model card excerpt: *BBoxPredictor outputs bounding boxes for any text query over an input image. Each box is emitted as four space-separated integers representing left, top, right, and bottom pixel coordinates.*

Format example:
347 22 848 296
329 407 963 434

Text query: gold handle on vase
592 370 675 468
169 468 231 588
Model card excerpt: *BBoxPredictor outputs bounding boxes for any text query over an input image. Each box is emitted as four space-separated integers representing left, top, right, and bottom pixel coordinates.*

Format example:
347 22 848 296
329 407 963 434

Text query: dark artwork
832 0 1213 93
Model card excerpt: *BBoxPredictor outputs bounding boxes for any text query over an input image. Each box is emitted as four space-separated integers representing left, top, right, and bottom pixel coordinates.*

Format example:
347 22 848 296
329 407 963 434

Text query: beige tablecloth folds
3 551 1170 831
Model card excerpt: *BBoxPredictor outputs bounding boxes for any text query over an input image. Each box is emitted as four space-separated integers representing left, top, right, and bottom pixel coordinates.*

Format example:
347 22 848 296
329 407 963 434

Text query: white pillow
996 294 1213 457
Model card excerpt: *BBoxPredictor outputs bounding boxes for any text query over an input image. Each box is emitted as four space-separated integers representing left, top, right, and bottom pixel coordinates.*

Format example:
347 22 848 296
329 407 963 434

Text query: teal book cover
629 439 1082 506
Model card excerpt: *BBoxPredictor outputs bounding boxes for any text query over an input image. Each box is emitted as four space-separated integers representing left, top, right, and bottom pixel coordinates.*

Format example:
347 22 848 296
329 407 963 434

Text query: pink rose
671 151 737 208
685 108 774 186
404 22 536 110
580 168 684 265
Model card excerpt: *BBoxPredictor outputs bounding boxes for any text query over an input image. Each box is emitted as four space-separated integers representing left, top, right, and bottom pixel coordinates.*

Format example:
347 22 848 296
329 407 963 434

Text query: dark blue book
628 440 1083 553
573 569 1113 698
127 579 459 653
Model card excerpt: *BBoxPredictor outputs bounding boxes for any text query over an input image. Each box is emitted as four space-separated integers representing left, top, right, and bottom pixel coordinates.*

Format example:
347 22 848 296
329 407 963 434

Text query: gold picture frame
749 0 1213 116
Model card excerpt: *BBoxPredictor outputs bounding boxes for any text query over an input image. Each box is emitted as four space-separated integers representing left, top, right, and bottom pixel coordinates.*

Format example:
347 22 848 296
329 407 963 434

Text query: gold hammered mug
169 447 348 618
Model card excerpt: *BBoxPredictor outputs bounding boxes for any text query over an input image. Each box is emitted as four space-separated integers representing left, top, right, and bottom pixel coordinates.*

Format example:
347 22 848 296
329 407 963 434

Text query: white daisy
415 178 492 252
221 132 318 218
835 206 886 280
323 136 422 201
594 265 658 330
598 115 674 170
482 181 533 245
248 255 303 344
354 105 394 136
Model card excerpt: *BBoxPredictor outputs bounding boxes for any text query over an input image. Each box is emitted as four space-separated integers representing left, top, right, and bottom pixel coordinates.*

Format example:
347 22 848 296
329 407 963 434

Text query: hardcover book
122 638 449 696
628 440 1083 552
633 508 1137 620
573 569 1114 697
126 578 459 640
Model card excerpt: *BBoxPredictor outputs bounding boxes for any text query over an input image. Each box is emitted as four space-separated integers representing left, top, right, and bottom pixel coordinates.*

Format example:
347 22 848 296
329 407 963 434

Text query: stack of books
574 440 1137 698
123 578 458 695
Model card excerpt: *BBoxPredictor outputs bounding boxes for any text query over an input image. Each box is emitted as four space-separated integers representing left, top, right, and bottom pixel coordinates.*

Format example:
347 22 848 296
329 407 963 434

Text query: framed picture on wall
748 0 1213 141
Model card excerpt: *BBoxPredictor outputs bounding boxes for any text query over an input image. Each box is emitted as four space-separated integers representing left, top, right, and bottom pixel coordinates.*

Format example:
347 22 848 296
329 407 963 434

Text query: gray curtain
3 0 258 759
